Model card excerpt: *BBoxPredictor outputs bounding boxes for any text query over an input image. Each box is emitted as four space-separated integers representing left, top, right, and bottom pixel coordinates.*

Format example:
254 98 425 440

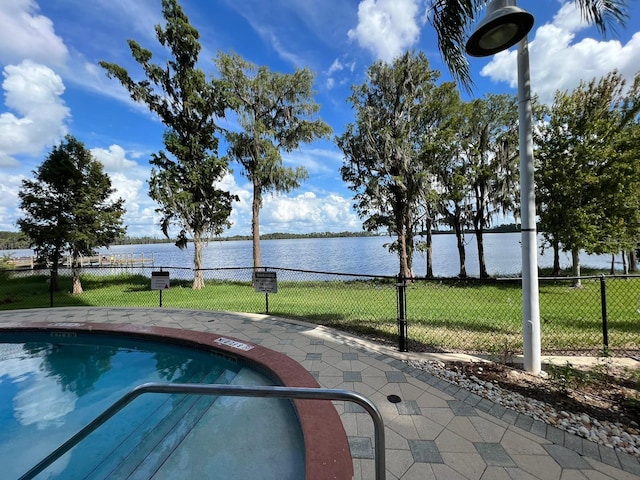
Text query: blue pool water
0 332 304 479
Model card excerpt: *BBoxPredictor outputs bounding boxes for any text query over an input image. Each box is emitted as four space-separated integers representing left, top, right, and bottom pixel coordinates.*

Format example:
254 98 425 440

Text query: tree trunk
629 249 638 272
404 215 415 279
475 224 488 278
425 222 433 279
454 217 467 278
50 247 60 292
398 230 411 279
252 178 262 271
622 250 628 275
192 236 205 289
71 252 83 295
552 240 560 276
610 254 615 274
571 248 581 288
50 267 60 292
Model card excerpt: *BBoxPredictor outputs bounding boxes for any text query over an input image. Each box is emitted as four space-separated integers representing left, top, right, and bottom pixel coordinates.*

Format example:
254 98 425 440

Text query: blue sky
1 0 639 238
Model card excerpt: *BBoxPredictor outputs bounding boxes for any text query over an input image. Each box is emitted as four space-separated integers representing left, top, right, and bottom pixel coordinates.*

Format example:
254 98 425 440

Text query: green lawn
1 271 638 355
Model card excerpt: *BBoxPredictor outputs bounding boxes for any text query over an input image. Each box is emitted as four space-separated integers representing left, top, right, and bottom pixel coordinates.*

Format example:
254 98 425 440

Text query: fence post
264 266 269 315
159 267 163 308
600 275 609 351
396 274 408 352
49 268 54 308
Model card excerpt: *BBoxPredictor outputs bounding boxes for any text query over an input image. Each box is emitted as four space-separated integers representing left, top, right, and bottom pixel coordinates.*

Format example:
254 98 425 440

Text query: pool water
0 332 304 479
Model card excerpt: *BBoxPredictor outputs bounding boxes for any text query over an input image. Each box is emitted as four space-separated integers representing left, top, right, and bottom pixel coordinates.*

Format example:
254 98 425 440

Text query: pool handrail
19 383 386 480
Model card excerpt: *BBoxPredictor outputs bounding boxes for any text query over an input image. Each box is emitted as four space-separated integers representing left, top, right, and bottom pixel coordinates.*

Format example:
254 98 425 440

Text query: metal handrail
20 383 386 480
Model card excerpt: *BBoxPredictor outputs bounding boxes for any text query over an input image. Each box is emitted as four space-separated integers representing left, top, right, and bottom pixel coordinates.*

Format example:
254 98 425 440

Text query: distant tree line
114 231 379 244
4 227 523 252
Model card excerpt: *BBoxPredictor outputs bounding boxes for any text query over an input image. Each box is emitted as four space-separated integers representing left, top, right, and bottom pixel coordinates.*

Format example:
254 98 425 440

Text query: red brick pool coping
0 322 354 480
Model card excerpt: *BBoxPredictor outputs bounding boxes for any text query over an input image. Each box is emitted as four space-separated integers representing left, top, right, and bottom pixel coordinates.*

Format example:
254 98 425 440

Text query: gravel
406 359 640 458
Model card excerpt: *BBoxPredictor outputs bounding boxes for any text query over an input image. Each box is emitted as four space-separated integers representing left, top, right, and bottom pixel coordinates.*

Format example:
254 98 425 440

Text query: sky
0 0 639 238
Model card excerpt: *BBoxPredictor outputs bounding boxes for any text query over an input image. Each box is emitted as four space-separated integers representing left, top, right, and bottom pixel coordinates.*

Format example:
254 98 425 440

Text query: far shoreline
1 224 521 250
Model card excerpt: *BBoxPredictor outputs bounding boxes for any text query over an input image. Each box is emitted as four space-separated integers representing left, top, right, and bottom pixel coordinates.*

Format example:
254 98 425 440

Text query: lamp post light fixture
466 0 541 374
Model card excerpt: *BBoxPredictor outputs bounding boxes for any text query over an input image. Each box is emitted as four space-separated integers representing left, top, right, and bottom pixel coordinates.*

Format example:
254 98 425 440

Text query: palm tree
429 0 630 90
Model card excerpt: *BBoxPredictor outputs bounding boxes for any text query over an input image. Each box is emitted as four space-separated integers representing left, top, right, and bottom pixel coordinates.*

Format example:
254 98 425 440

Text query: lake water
2 233 617 277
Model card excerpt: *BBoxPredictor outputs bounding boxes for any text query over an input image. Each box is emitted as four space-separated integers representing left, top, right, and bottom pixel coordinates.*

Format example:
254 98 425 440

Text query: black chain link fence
1 265 638 357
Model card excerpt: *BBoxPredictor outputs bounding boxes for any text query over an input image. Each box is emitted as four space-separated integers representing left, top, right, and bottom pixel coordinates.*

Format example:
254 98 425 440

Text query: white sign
254 271 277 293
151 271 170 290
214 337 254 351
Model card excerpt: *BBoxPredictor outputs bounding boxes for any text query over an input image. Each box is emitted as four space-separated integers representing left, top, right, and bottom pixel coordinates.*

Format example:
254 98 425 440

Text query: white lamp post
466 0 541 374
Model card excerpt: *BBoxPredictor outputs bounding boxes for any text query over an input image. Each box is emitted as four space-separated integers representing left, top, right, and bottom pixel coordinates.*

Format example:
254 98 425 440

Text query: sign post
253 270 277 314
151 271 170 307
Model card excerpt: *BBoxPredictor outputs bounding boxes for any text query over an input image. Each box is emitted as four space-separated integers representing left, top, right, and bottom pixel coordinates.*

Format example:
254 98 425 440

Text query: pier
6 253 154 269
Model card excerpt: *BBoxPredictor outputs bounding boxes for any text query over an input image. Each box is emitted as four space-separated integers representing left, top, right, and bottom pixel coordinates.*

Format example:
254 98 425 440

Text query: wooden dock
6 253 154 269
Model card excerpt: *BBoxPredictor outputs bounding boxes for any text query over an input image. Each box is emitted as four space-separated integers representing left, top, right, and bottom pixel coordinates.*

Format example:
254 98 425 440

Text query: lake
2 233 617 277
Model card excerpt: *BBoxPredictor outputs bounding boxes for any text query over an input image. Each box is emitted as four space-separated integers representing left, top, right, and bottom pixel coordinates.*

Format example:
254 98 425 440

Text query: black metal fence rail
1 266 638 356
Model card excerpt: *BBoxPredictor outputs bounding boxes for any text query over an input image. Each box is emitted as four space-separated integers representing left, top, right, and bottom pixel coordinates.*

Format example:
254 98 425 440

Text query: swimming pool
0 323 352 479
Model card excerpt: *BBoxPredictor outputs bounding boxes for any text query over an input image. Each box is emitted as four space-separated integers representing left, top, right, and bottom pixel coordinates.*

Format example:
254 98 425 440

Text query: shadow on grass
412 317 519 335
412 277 523 290
80 274 150 289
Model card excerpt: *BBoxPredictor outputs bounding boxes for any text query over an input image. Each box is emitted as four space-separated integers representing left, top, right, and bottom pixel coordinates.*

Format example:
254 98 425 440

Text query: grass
0 270 638 354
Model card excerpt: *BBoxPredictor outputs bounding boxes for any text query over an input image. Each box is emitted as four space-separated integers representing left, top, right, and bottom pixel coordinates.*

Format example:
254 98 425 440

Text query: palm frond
429 0 631 93
428 1 485 93
574 0 629 35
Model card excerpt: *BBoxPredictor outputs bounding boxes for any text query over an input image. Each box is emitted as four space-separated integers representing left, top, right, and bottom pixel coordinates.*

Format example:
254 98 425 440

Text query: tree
463 94 519 278
416 81 465 278
216 53 331 271
429 1 630 90
100 0 236 289
420 92 519 279
536 71 640 285
17 135 126 294
414 190 441 278
337 52 443 279
616 120 640 273
437 146 472 278
534 100 566 275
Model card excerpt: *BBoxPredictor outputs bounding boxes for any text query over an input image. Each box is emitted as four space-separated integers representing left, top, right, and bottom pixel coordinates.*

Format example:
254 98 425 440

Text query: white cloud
0 175 25 230
251 25 307 66
480 2 640 104
213 171 360 236
325 56 357 90
0 0 68 67
114 189 160 236
0 1 141 116
72 60 136 106
261 191 360 233
0 60 70 167
328 58 345 75
108 172 144 205
216 142 359 235
551 1 589 33
92 144 138 171
93 0 162 40
282 147 343 175
91 144 160 235
348 0 425 61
